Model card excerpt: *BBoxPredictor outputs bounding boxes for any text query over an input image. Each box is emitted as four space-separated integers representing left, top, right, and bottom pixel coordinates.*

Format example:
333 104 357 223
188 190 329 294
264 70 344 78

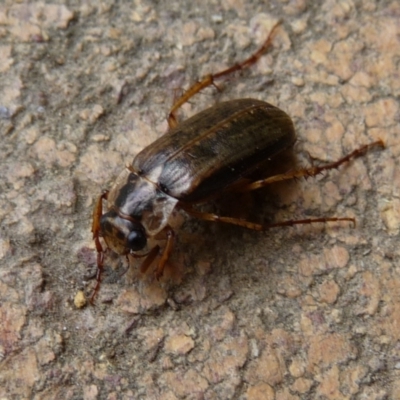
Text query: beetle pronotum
91 22 383 301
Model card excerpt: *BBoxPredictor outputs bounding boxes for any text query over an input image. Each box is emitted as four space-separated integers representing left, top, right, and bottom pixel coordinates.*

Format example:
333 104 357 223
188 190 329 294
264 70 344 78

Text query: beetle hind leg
167 21 281 129
181 205 355 232
236 140 384 192
180 140 385 233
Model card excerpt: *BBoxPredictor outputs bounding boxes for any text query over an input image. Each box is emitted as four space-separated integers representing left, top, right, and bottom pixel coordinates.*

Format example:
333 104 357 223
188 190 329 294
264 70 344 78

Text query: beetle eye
127 227 147 251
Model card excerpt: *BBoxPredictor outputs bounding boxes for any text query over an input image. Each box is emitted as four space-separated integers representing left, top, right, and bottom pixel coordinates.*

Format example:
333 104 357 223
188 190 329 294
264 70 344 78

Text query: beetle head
100 210 147 254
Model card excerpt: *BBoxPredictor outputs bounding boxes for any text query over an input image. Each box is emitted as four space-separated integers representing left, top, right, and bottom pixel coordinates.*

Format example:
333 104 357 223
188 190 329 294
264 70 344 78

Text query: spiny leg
90 191 109 303
182 205 355 231
236 140 385 192
168 21 281 129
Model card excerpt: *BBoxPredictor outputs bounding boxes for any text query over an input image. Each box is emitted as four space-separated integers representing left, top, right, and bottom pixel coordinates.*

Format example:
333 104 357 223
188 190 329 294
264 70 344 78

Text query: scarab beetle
91 22 383 300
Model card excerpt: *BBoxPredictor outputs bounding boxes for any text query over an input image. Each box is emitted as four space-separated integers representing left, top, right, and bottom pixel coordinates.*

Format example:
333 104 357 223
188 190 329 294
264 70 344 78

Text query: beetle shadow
161 148 309 299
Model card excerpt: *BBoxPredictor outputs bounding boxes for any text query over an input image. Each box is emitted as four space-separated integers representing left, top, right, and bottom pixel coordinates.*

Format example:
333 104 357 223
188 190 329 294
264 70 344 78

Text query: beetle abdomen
133 99 296 203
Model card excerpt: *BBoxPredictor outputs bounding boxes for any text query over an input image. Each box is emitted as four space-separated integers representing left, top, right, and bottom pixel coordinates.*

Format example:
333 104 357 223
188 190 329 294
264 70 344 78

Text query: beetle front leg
90 191 109 303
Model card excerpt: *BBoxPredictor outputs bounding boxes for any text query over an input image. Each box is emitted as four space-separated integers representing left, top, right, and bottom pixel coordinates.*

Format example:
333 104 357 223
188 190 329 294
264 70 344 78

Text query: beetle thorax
106 168 178 237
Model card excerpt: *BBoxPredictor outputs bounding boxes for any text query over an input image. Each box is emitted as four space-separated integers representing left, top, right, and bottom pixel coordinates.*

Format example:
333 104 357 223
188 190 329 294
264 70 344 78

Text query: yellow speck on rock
74 290 87 308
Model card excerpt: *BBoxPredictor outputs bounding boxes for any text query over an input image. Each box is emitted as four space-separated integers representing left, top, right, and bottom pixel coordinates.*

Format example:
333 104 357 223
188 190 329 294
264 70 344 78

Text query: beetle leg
182 205 355 231
236 140 385 192
116 254 133 278
90 191 109 303
136 227 175 278
114 249 160 279
168 21 281 128
139 245 161 274
155 227 175 280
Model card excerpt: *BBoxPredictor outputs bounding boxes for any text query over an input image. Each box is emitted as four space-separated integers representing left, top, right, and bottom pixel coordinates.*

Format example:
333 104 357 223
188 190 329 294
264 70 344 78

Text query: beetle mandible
91 22 383 301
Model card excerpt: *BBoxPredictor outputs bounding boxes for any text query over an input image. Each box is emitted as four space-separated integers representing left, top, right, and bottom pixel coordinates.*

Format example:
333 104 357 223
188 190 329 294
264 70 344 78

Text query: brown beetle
91 22 383 300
